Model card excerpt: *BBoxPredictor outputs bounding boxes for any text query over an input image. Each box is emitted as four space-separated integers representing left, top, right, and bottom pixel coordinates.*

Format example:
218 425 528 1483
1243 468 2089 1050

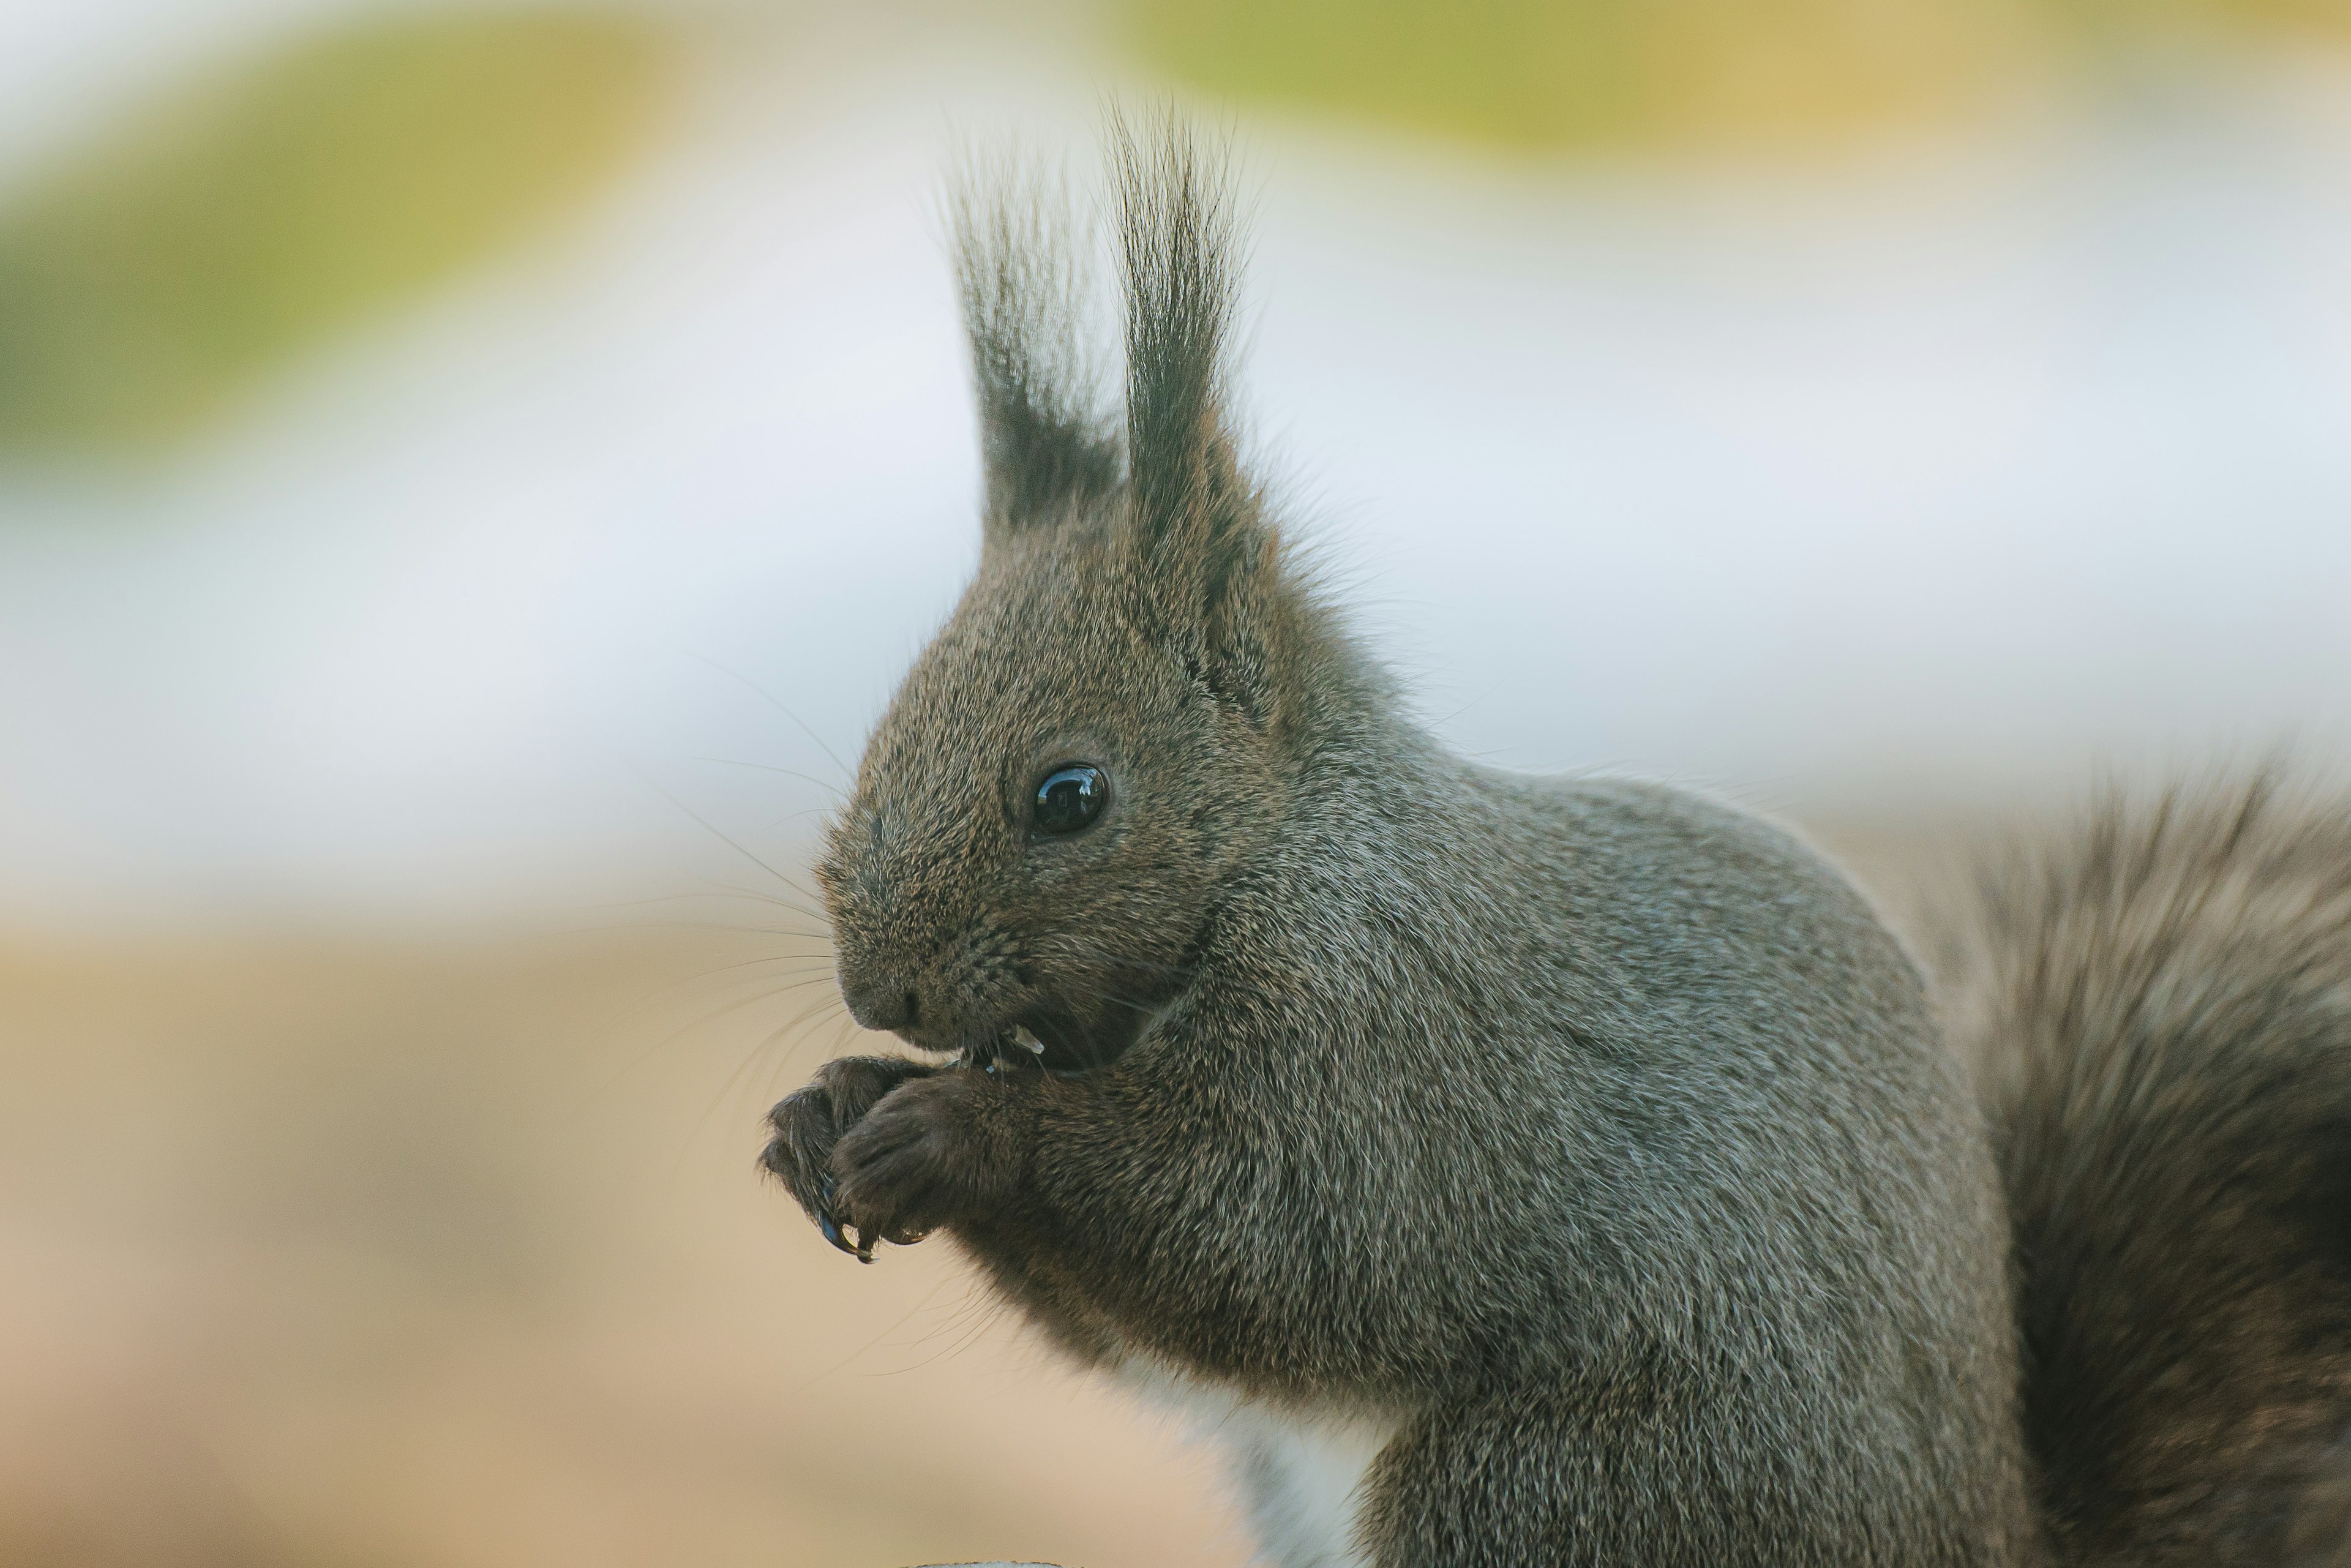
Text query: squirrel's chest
1112 1359 1398 1568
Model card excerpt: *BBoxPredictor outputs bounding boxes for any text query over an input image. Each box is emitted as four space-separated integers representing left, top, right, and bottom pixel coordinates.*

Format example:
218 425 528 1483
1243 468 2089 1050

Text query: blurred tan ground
0 921 1254 1568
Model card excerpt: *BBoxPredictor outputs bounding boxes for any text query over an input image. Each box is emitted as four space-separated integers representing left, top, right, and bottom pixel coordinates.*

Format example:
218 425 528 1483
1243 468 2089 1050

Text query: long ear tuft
1109 108 1256 607
950 154 1121 536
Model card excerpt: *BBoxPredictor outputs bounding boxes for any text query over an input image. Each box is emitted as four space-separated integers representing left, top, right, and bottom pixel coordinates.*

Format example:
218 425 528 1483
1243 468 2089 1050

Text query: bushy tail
1928 772 2351 1566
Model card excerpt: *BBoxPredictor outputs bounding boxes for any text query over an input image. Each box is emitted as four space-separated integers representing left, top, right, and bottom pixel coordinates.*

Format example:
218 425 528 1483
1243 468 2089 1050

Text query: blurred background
1 0 2347 1564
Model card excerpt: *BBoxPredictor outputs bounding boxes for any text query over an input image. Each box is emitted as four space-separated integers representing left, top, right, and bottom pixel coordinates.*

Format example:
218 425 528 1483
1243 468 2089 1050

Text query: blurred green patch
0 9 675 456
1128 0 2030 151
1128 0 2351 152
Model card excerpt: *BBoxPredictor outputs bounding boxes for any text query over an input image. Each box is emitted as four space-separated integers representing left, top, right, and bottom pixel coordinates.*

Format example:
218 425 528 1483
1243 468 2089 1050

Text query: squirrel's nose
842 978 919 1033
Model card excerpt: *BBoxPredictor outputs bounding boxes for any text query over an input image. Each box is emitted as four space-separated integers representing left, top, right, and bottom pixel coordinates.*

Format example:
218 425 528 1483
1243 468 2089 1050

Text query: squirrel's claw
765 1057 938 1265
814 1174 876 1262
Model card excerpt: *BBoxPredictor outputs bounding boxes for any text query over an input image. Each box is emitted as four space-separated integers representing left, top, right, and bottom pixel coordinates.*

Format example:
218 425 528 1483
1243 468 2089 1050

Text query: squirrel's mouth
953 1000 1149 1077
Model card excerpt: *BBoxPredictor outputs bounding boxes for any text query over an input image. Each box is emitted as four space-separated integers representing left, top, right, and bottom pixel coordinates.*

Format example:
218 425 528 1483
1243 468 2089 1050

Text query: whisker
597 886 830 925
754 1012 865 1108
792 1274 961 1391
676 953 838 983
652 974 844 1070
1040 945 1197 980
541 918 830 941
637 767 830 909
689 876 831 923
681 650 855 784
680 992 853 1175
557 967 836 1127
751 805 841 835
869 1289 1007 1376
579 890 816 918
1062 983 1162 1017
696 756 849 801
596 956 835 1034
738 996 868 1097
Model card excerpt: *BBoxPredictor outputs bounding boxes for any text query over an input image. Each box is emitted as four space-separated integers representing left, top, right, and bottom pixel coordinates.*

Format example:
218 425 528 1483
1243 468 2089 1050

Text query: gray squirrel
762 116 2351 1567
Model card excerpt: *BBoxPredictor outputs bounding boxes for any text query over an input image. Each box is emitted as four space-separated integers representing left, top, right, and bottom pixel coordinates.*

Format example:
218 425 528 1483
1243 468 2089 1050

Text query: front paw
829 1073 999 1250
763 1055 932 1261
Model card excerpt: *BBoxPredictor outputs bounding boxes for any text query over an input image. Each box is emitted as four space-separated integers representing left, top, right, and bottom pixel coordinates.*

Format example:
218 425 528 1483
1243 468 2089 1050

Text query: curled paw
828 1072 988 1251
762 1055 933 1261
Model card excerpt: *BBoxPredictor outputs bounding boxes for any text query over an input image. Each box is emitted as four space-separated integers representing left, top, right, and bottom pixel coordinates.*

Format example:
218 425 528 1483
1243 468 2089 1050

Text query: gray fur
762 117 2351 1564
1922 772 2351 1566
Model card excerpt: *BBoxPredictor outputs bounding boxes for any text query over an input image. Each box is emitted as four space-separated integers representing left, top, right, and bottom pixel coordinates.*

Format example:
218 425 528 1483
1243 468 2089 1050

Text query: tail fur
1927 772 2351 1564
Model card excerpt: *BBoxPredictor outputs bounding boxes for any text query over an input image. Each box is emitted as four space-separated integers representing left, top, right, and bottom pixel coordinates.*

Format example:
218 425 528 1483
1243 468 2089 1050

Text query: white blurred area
2 0 2349 931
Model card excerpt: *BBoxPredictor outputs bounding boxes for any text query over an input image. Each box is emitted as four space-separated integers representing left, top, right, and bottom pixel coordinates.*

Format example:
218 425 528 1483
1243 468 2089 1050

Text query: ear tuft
950 154 1121 536
1109 108 1249 566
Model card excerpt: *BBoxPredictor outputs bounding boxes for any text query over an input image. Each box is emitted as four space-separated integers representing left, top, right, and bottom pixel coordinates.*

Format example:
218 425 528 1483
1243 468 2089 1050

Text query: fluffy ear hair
1108 110 1273 691
950 154 1122 539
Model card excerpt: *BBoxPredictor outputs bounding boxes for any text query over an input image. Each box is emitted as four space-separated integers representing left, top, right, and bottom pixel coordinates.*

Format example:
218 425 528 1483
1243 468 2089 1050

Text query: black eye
1032 763 1108 836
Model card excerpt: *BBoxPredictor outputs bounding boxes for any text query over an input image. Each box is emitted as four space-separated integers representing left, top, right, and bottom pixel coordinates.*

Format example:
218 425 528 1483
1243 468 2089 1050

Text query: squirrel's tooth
1013 1026 1046 1054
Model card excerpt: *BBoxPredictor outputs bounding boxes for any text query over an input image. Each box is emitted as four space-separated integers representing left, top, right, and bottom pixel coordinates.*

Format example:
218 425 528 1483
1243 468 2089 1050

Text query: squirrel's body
763 120 2351 1565
960 753 2030 1563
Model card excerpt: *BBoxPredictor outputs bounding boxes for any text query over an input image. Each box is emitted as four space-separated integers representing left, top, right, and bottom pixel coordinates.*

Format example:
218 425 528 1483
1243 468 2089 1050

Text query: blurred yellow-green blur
0 9 672 453
1133 0 2028 150
1132 0 2351 150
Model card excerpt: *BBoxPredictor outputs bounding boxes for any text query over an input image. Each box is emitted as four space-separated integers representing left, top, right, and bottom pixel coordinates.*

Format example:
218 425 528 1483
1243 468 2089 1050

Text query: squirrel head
815 118 1349 1072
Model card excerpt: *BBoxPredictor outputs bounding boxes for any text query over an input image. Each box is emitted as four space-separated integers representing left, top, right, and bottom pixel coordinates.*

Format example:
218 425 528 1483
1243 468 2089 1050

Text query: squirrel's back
1927 772 2351 1566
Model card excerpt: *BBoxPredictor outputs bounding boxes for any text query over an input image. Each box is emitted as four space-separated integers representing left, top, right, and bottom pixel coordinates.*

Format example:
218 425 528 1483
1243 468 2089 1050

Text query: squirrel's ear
1108 110 1278 711
951 157 1123 547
